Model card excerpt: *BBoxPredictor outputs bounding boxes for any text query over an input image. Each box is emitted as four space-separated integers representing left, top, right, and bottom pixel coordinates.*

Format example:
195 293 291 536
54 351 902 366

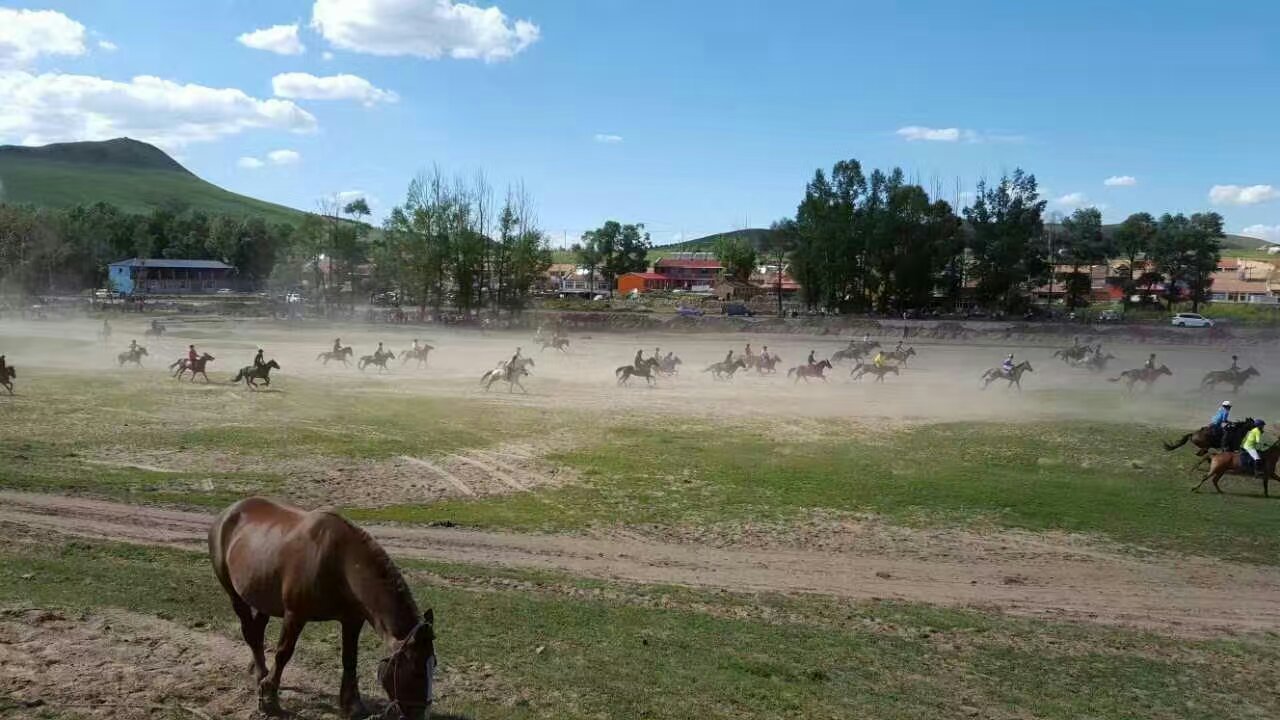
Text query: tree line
768 159 1225 314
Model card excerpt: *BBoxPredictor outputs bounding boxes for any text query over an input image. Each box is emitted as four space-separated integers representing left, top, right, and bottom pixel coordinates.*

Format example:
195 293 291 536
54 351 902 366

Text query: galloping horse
143 323 166 339
980 360 1034 391
1200 366 1260 394
171 353 215 382
1077 352 1116 373
1190 443 1278 497
755 353 782 375
318 346 354 366
0 365 14 395
702 358 748 381
788 359 833 383
1164 418 1254 470
359 350 396 373
831 345 875 364
483 364 530 393
1108 364 1172 393
209 497 436 718
881 346 917 365
851 362 900 383
117 346 149 367
481 357 534 388
540 337 570 353
233 359 280 389
617 357 661 386
657 354 683 376
1052 344 1089 364
401 345 435 368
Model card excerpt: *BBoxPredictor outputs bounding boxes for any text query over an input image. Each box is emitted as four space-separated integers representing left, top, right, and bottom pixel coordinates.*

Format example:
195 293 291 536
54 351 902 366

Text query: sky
1 0 1278 246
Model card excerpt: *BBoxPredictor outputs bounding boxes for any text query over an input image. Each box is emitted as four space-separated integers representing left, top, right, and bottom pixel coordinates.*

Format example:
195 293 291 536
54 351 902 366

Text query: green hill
0 138 305 225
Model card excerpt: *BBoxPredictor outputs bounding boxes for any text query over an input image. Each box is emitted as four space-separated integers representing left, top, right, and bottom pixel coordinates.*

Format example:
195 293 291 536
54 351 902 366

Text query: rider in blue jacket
1210 400 1231 429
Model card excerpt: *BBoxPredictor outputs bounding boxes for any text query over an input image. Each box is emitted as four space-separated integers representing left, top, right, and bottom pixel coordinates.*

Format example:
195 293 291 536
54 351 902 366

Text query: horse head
139 347 149 356
732 358 747 369
378 609 436 720
1019 361 1034 372
201 353 215 361
267 359 281 370
1157 365 1172 376
905 347 916 357
818 359 833 370
1244 366 1260 378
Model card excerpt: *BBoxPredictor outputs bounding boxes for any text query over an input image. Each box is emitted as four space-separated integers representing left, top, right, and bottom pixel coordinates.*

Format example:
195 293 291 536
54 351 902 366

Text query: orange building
618 272 673 294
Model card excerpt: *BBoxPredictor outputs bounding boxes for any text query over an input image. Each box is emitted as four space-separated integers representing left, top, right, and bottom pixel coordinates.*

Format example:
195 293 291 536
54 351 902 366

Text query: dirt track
4 491 1278 637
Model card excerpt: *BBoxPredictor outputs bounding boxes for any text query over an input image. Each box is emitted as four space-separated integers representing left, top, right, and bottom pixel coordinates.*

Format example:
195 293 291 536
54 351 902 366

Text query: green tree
713 234 757 282
1150 212 1223 311
581 220 650 296
1112 212 1156 309
963 169 1048 313
1058 207 1108 310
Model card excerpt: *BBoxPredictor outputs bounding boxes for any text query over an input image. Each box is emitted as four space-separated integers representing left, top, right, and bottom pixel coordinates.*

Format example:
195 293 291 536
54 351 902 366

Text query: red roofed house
653 252 724 291
618 272 674 294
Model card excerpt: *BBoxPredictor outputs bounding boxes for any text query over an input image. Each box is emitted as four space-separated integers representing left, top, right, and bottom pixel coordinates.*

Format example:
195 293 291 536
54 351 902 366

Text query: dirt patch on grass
81 439 579 508
0 607 340 719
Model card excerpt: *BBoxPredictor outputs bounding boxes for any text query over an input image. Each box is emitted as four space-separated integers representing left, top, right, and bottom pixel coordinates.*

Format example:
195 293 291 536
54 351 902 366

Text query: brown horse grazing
1108 364 1172 392
1201 366 1260 393
209 498 436 719
1 365 14 395
1190 444 1278 497
787 359 833 383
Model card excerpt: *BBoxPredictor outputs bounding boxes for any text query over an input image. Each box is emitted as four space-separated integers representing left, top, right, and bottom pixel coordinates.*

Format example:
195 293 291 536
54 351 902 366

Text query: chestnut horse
209 497 436 719
1190 444 1278 497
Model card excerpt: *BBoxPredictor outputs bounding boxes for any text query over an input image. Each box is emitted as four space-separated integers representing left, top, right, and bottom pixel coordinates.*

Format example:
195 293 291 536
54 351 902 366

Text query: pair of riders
1208 400 1268 477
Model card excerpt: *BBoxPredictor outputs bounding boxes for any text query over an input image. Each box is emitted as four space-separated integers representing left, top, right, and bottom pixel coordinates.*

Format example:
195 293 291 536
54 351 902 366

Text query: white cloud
237 156 265 169
322 51 335 61
311 0 540 62
271 72 398 105
267 149 300 165
593 133 623 144
97 40 118 52
1103 175 1136 187
896 126 961 142
237 23 306 56
1209 184 1279 206
1052 192 1094 209
0 8 87 68
0 70 318 148
1241 224 1280 244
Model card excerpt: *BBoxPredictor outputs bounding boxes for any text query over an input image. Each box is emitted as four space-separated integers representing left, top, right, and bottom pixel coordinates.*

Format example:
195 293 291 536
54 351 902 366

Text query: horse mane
325 511 420 621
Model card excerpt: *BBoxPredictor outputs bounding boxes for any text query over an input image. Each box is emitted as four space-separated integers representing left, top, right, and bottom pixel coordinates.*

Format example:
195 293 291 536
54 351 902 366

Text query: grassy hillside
0 138 305 225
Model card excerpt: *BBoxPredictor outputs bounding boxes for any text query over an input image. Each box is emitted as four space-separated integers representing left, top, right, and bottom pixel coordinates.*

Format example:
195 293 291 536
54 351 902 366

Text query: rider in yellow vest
873 351 886 369
1242 419 1266 477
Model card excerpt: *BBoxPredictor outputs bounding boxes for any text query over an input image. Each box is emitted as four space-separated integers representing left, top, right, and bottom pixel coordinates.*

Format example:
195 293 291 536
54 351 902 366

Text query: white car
1171 312 1214 328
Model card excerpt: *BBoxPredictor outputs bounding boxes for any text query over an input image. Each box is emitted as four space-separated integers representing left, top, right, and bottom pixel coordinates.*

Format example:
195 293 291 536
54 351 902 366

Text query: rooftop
110 258 233 270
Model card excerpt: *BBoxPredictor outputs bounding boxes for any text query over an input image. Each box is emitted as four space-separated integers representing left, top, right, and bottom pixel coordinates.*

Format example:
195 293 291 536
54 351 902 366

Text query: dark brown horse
1190 444 1278 497
1201 366 1260 393
318 346 354 366
787 359 833 383
232 359 280 389
1 365 13 395
209 498 436 719
1108 364 1172 392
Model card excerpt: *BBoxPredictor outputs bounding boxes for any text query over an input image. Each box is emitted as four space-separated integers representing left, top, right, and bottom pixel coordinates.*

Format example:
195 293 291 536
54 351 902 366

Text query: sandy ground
4 491 1279 638
2 317 1268 426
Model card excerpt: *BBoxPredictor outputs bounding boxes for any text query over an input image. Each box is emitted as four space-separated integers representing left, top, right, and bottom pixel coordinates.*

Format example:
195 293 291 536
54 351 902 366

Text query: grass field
3 320 1280 718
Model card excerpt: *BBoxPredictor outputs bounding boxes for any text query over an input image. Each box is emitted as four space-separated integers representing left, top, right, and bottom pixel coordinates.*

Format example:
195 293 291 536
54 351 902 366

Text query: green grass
0 148 304 225
2 535 1277 720
354 421 1280 564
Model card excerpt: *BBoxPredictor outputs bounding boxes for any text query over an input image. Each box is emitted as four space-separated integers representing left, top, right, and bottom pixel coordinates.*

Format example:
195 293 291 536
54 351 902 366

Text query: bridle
377 648 435 720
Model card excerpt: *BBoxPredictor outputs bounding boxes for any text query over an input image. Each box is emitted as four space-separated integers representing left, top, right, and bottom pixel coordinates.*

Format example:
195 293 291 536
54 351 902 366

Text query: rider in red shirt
187 345 199 365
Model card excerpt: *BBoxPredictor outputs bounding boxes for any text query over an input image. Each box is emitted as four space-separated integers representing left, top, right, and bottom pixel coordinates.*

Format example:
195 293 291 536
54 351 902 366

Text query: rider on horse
254 348 265 368
1230 354 1239 371
634 348 645 371
1001 353 1015 377
873 350 886 369
1242 419 1266 477
744 343 753 358
807 350 816 366
1209 400 1232 447
188 344 199 366
333 338 342 354
1144 353 1156 370
129 339 139 353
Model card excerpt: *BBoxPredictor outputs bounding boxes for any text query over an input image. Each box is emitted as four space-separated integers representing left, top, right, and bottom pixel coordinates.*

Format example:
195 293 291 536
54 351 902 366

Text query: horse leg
1191 472 1211 493
231 596 270 681
259 612 306 713
339 619 368 718
1212 471 1224 494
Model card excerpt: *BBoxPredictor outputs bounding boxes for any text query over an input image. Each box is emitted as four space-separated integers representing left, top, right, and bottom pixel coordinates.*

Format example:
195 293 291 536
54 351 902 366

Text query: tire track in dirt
3 491 1279 637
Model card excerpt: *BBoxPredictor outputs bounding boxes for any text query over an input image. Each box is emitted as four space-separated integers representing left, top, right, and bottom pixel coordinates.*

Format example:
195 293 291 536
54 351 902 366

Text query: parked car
723 303 754 317
1171 312 1214 328
676 305 704 317
215 288 234 295
93 289 118 299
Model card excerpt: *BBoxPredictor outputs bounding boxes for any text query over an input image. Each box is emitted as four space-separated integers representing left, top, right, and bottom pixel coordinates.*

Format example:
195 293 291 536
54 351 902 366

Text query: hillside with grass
0 138 305 225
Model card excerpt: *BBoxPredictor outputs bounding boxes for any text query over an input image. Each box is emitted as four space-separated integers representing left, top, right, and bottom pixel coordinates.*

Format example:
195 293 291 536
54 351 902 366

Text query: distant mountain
0 138 305 225
665 226 1268 254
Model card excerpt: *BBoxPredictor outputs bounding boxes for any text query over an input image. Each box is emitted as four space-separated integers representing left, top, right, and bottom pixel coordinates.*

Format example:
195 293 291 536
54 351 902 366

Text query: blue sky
2 0 1279 245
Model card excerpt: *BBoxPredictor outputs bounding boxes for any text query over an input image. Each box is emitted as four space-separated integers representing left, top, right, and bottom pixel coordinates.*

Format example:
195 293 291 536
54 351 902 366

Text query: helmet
1256 419 1266 427
1222 401 1232 407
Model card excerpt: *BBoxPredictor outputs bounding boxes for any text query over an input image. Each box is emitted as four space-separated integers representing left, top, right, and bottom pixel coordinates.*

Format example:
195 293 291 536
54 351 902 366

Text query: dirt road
3 491 1277 637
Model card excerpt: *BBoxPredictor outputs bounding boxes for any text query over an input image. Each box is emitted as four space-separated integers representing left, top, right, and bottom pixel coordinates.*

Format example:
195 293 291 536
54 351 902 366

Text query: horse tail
1106 376 1121 383
787 367 796 378
1163 433 1193 452
231 368 246 383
